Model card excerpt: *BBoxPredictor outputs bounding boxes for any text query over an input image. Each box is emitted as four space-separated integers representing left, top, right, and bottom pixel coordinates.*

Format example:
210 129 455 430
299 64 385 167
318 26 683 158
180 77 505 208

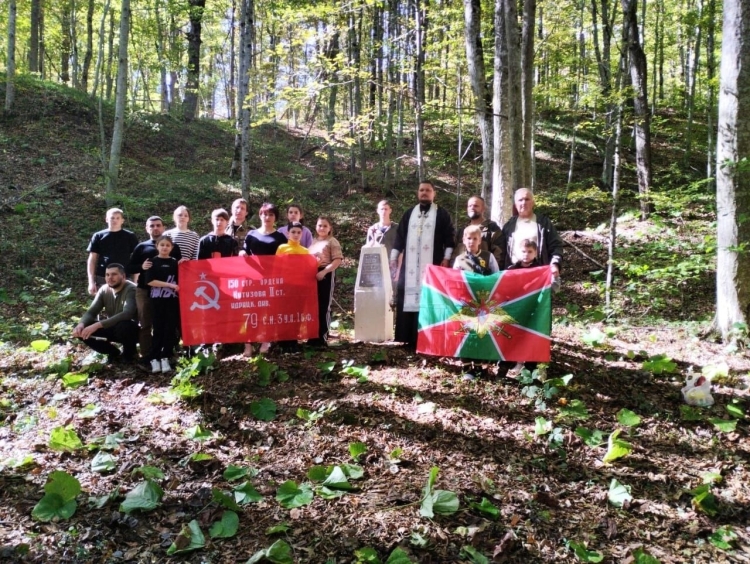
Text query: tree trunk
326 31 340 183
81 0 95 92
29 0 41 73
504 0 524 189
715 0 750 341
413 0 427 182
230 0 253 196
622 0 653 219
105 8 115 100
463 0 494 198
60 2 72 85
183 0 206 121
491 0 514 224
107 0 130 205
521 0 536 189
5 0 17 113
91 0 111 99
591 0 616 189
684 0 703 164
228 0 237 121
705 0 717 187
154 0 169 113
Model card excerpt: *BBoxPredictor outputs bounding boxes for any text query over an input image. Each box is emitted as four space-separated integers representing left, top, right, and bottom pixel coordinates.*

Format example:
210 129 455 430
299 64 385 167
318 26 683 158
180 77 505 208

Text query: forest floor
1 76 749 563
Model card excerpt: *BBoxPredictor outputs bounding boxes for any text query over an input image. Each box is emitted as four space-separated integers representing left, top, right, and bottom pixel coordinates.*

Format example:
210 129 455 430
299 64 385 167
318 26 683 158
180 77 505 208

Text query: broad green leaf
631 548 660 563
266 523 291 535
315 485 347 500
119 480 164 513
616 408 641 427
30 340 51 352
679 405 703 421
460 545 489 564
307 465 328 482
224 465 251 481
317 361 336 373
608 479 632 507
691 484 719 516
557 399 590 420
234 481 263 504
602 429 632 464
189 452 213 462
349 441 368 461
166 520 206 555
354 547 381 563
209 511 239 539
185 424 212 441
340 463 365 480
709 418 737 433
469 497 499 519
132 465 164 480
568 541 604 562
88 488 119 509
2 455 35 469
44 471 81 501
212 488 242 511
432 490 459 515
385 547 415 564
247 539 294 564
250 398 277 421
641 354 676 374
61 372 89 388
700 471 722 485
535 417 552 435
726 402 745 419
102 432 127 450
322 466 353 491
581 328 607 347
32 493 77 522
91 451 117 473
709 526 737 551
77 404 101 419
49 426 83 451
575 427 605 447
276 481 313 509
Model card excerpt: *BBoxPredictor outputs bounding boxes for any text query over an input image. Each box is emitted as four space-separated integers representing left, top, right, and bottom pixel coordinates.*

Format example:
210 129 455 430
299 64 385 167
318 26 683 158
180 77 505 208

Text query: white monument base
354 245 394 342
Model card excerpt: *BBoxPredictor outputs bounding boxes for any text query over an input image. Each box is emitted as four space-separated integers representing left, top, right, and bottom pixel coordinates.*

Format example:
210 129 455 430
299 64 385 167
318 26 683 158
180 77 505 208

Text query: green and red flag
417 265 552 361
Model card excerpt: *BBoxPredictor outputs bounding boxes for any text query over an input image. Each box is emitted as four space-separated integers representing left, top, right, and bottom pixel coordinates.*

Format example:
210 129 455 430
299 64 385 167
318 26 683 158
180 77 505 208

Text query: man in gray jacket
72 263 138 364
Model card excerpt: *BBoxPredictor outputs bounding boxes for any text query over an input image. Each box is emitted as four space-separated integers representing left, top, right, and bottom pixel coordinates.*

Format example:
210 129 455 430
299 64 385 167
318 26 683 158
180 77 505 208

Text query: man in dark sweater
86 208 139 295
72 263 138 364
128 216 182 359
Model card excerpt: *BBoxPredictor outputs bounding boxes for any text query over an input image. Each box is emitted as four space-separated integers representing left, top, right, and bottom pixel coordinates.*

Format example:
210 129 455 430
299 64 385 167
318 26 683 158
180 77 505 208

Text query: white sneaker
150 359 161 373
160 358 171 373
507 362 525 379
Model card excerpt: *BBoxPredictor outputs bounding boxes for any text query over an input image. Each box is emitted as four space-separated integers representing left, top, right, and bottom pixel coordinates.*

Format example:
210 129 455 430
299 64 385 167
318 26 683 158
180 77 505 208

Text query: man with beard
451 195 505 268
73 263 138 365
389 181 456 348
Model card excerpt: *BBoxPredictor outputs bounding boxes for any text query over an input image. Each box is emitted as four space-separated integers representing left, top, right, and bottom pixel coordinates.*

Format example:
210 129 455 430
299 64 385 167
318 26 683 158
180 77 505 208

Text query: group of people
75 200 342 372
372 182 562 375
75 182 561 373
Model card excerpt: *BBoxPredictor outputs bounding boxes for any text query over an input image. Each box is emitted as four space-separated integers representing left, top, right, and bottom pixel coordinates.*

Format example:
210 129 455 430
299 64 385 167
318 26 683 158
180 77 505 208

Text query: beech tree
5 0 16 112
715 0 750 342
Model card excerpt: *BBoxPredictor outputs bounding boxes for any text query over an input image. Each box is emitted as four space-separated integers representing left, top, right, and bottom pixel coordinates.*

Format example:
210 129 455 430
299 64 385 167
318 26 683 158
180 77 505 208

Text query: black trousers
84 320 139 359
149 298 179 360
317 269 335 341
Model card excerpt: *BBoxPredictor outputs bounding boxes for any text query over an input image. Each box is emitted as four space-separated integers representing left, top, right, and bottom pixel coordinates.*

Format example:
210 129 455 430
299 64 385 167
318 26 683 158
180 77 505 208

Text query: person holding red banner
198 209 240 259
242 203 288 356
276 222 309 255
308 217 343 347
277 204 313 248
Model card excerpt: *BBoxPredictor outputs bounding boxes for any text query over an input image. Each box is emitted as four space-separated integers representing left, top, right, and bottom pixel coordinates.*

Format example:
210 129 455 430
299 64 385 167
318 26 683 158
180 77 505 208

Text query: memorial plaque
359 252 383 288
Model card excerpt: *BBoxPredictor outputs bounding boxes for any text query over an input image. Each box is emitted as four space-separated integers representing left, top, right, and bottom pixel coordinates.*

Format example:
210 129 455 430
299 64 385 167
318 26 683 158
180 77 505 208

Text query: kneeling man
72 263 138 364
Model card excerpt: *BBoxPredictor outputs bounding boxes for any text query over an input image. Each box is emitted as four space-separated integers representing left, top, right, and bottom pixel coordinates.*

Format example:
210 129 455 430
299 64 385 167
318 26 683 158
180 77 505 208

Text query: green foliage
296 403 336 427
469 497 499 520
61 373 88 388
209 511 239 539
349 442 367 461
631 548 661 564
224 464 257 481
246 539 293 564
690 483 718 516
185 424 213 441
276 481 314 509
119 481 164 514
557 399 590 421
132 465 164 480
521 373 573 411
460 545 490 564
709 526 738 551
641 354 677 375
708 418 737 433
567 541 604 562
91 451 117 473
250 398 278 421
616 409 642 427
575 427 605 447
341 359 370 382
234 482 263 505
420 467 459 518
608 479 632 508
49 426 83 451
32 471 81 522
602 429 632 464
167 520 206 555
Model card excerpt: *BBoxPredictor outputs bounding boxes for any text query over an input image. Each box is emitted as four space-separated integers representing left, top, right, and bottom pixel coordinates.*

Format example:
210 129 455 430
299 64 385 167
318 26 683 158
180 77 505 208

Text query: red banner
179 256 319 345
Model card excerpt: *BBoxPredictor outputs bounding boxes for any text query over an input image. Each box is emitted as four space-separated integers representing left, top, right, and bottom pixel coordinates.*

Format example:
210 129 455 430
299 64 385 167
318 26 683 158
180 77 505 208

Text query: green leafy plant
709 526 737 551
460 545 489 564
557 399 590 421
185 424 213 441
166 520 206 555
616 408 642 427
119 480 164 514
250 398 278 421
276 480 314 509
212 488 242 511
224 464 258 481
91 451 117 473
32 471 81 522
349 441 367 461
608 479 632 508
341 359 370 382
575 427 605 447
567 540 603 562
726 400 745 419
602 429 632 464
469 497 499 520
132 465 164 480
709 418 737 433
49 426 84 451
209 511 239 539
296 403 336 427
61 372 88 388
521 373 573 411
630 547 661 563
641 354 677 374
690 483 719 516
234 481 263 504
247 539 293 564
420 467 459 518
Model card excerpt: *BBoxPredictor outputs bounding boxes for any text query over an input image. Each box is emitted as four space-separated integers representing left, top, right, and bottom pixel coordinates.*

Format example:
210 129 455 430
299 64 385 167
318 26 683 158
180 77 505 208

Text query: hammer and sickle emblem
190 280 221 311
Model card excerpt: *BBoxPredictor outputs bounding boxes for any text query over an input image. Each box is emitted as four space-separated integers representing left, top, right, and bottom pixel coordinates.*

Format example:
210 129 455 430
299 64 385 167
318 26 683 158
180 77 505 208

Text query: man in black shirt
86 208 139 295
128 216 182 359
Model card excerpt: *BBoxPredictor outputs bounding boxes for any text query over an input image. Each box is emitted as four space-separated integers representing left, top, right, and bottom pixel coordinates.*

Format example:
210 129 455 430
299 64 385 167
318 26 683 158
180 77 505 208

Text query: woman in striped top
307 216 343 347
165 206 200 260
